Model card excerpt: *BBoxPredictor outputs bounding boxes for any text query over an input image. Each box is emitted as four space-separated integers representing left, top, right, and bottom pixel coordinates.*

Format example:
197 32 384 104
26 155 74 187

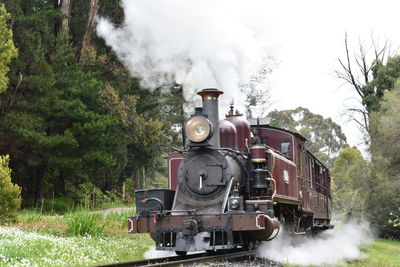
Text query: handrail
266 177 277 204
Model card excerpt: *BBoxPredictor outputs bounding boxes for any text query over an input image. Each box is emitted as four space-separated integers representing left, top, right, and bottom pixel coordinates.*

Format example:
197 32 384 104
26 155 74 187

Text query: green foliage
370 83 400 166
336 44 400 239
331 146 367 218
2 36 128 206
362 56 400 113
65 211 106 236
78 182 121 210
18 209 43 223
389 209 400 228
104 211 133 229
0 155 21 223
144 171 168 189
268 109 297 132
0 6 18 93
41 197 74 214
366 84 400 239
332 146 366 189
268 107 347 167
333 80 400 239
0 0 169 209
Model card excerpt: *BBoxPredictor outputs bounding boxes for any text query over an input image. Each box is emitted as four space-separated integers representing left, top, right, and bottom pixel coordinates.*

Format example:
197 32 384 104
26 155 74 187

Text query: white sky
262 0 400 149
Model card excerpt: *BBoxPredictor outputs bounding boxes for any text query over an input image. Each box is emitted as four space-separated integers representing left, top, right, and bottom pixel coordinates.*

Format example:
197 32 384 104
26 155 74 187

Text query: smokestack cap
197 88 223 101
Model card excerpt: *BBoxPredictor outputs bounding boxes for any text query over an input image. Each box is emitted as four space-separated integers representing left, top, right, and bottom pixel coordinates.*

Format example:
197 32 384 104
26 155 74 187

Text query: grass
104 210 134 229
0 209 153 266
14 209 136 236
345 238 400 267
0 227 153 267
17 210 44 223
65 211 106 236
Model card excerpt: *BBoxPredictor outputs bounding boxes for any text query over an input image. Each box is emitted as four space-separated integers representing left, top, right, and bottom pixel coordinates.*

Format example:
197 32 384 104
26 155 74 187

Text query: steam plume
144 246 176 259
257 220 373 266
96 0 274 114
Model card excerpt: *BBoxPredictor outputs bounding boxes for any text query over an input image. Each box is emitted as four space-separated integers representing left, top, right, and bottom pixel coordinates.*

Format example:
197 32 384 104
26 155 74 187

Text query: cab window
280 141 290 156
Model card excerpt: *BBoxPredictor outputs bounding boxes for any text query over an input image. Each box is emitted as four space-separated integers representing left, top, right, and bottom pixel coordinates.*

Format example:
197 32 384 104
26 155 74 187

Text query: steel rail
95 249 257 267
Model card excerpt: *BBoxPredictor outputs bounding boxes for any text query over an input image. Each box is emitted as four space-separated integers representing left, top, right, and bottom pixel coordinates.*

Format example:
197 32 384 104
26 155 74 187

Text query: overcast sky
263 0 400 149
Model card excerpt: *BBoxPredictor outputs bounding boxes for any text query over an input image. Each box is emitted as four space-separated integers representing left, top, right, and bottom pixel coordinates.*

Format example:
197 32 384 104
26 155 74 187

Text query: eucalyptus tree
268 107 347 167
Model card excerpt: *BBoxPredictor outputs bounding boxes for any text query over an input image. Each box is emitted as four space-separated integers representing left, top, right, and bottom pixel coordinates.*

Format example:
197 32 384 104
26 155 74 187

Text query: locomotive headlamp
229 199 239 210
185 116 213 143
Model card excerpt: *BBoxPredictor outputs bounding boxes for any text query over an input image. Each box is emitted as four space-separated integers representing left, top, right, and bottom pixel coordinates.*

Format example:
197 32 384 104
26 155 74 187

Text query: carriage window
280 141 290 156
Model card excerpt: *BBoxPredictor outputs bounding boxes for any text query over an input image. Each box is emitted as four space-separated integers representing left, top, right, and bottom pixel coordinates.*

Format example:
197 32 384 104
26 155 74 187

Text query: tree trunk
142 167 146 188
34 165 45 208
79 0 99 62
122 182 126 201
58 0 72 34
132 168 141 200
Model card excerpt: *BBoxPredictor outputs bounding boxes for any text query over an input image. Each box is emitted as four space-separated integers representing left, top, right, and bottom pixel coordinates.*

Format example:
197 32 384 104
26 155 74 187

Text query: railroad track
97 249 257 267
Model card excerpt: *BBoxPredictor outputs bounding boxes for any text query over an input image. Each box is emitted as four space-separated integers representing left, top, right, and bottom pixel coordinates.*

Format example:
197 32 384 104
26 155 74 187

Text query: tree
268 107 347 167
245 87 272 118
336 33 400 239
0 0 176 209
0 5 17 93
370 83 400 169
0 155 21 223
335 33 398 139
100 83 163 193
331 145 367 218
78 0 99 62
57 0 72 34
367 84 400 238
1 35 130 206
243 57 275 118
0 0 163 206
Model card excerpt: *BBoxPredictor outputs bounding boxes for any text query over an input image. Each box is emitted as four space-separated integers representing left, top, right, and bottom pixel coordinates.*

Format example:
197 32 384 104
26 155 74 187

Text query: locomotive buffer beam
128 212 279 251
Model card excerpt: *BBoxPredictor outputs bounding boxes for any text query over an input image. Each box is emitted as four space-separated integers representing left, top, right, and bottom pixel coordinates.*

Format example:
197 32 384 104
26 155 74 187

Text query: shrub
65 211 106 236
18 210 43 223
41 197 75 214
0 155 21 223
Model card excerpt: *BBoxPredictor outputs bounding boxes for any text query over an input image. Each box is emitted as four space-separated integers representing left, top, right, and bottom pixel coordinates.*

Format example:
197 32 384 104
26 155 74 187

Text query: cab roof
248 117 307 142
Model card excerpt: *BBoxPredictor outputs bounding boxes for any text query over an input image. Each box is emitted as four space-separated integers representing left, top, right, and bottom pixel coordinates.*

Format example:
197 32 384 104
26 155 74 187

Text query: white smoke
257 220 374 266
144 246 176 259
96 0 275 115
144 246 203 259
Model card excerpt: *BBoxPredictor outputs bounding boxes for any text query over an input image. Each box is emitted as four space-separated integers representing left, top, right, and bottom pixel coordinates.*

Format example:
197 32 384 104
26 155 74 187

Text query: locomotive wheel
175 251 187 256
243 241 257 250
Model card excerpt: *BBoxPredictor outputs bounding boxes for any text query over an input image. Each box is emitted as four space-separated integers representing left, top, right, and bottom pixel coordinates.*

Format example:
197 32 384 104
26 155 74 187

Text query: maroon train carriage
128 88 333 255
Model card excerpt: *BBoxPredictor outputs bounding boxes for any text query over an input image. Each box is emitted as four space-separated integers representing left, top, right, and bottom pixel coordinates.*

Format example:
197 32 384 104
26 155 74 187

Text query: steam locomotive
128 88 333 255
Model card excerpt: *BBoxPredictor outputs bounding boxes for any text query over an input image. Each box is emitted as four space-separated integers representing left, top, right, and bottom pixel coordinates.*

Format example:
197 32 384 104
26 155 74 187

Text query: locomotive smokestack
197 88 223 148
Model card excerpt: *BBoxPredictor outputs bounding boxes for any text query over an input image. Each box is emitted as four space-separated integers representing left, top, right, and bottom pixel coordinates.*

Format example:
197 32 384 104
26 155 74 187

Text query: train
128 88 333 255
